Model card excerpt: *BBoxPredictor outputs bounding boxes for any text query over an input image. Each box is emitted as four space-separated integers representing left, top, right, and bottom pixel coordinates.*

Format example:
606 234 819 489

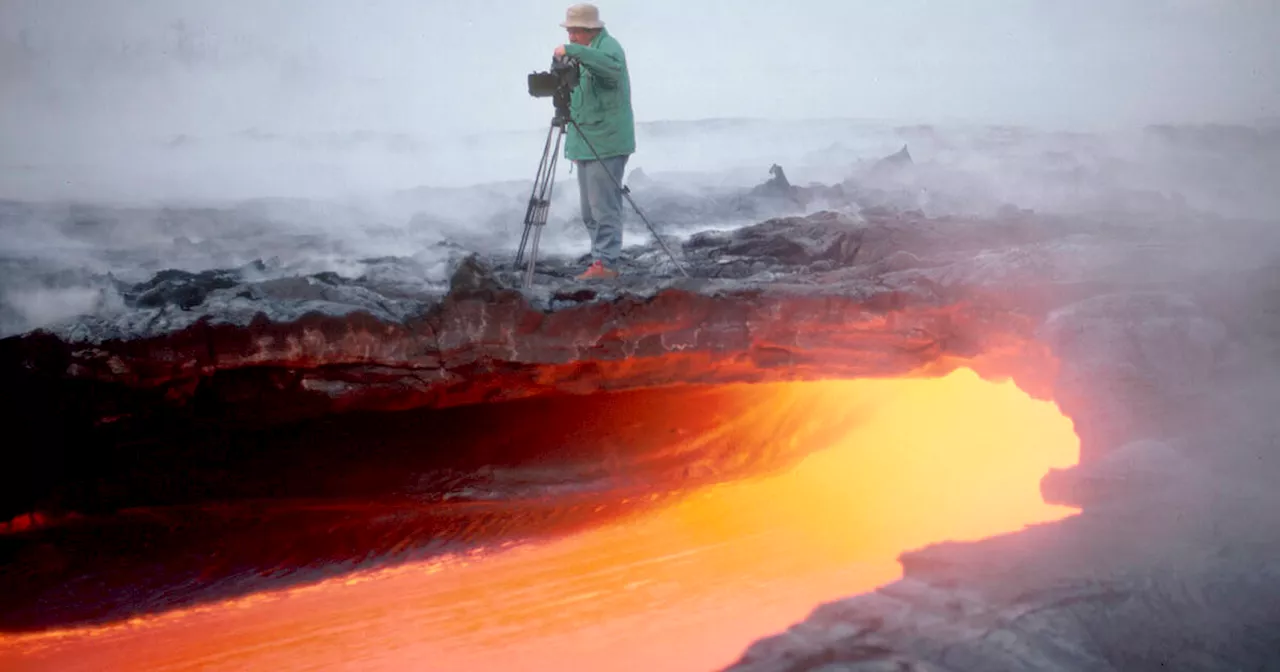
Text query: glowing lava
0 368 1079 672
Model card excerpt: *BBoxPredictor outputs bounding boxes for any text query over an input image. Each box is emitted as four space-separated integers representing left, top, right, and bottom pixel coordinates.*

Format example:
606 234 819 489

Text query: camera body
528 56 580 123
527 56 580 97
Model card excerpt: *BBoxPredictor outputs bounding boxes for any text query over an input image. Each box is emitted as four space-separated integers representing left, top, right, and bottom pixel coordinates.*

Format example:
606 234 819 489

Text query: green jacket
563 28 635 161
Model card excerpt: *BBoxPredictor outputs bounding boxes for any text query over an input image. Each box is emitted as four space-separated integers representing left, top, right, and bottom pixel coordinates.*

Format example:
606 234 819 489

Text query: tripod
514 112 569 288
514 111 689 288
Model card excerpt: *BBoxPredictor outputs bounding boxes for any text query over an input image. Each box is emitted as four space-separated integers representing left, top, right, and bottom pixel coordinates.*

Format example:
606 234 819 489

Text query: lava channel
0 367 1079 672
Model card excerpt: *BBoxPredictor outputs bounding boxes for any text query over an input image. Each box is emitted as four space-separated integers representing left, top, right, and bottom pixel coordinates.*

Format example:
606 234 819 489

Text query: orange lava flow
0 367 1079 672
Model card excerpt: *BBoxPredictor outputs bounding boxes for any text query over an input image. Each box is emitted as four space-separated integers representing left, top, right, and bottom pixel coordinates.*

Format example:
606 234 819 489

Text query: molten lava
0 368 1078 672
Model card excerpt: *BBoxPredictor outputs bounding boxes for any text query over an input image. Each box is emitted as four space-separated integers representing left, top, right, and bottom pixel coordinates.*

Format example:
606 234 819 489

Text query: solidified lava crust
1 211 1073 521
5 200 1279 671
0 209 1069 632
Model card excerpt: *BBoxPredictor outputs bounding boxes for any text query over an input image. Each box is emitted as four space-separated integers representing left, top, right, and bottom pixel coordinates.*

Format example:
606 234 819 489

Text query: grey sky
2 0 1277 139
1 0 1278 201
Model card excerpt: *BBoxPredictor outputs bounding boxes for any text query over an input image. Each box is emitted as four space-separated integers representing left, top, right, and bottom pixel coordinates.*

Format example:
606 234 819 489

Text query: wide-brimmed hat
560 3 604 29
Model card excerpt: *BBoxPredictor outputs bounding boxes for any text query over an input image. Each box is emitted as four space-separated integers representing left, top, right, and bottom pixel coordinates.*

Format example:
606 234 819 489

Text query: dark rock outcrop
3 206 1272 500
870 144 913 177
0 210 1072 444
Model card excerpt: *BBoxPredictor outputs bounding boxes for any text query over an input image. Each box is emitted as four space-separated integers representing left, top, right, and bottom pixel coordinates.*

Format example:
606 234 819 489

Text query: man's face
566 27 594 45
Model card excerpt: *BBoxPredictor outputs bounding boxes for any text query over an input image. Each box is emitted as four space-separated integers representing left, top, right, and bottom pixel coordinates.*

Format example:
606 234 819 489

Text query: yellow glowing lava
0 368 1079 672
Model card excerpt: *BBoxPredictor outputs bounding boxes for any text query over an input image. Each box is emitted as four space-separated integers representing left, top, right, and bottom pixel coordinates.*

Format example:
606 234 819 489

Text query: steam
1 1 1278 338
2 120 1276 338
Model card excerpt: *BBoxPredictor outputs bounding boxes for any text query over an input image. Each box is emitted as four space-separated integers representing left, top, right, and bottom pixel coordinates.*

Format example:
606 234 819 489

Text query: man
553 3 634 280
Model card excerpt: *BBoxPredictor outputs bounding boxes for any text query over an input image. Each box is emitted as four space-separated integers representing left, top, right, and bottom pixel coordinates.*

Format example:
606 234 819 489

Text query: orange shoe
575 260 619 280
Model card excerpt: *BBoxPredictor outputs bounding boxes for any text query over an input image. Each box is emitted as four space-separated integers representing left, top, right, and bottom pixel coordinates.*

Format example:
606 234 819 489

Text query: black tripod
514 107 689 287
514 111 570 288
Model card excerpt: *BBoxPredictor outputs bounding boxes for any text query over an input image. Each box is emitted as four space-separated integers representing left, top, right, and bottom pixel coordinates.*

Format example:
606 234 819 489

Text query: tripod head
552 92 572 127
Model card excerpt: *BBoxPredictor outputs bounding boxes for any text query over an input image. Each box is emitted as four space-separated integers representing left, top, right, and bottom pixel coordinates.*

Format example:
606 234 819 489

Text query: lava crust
3 199 1280 670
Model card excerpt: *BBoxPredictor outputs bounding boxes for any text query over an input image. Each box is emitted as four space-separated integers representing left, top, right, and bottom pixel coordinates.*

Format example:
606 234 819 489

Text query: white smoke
1 1 1277 337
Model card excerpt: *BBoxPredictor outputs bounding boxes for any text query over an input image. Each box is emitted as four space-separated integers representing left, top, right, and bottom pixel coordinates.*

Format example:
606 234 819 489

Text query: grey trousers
575 154 629 266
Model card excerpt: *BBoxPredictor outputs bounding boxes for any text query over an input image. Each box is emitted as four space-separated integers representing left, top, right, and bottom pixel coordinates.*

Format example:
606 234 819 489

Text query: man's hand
553 44 567 59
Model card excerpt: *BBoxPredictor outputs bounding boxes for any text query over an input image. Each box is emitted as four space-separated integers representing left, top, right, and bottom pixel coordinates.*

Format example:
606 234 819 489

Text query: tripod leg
522 124 567 288
566 119 690 278
523 219 545 288
517 122 560 266
619 184 689 278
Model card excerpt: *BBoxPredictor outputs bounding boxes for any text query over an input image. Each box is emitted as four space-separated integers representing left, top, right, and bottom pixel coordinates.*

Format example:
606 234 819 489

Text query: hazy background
0 0 1278 337
2 0 1278 201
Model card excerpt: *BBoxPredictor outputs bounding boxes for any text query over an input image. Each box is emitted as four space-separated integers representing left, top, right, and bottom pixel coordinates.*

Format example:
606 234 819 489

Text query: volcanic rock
870 144 913 178
3 183 1279 670
2 209 1075 449
718 229 1280 669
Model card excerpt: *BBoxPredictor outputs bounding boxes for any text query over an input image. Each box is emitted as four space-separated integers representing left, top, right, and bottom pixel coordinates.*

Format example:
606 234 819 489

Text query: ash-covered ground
4 119 1277 340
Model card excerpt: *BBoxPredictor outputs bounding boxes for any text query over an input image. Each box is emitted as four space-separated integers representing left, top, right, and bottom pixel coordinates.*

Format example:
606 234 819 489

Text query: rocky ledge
2 208 1075 519
2 210 1073 421
4 198 1280 668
